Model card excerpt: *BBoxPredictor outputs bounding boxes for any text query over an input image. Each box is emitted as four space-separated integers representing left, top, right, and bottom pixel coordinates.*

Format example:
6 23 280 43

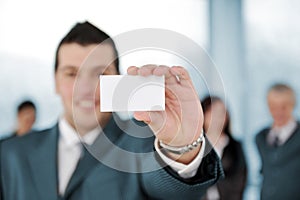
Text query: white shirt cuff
154 138 206 179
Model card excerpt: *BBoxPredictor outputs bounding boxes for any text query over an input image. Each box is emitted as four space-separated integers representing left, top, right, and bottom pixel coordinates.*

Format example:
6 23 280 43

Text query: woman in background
201 96 247 200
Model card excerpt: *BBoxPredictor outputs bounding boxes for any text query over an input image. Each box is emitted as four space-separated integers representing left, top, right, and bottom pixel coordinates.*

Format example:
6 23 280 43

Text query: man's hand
127 65 204 164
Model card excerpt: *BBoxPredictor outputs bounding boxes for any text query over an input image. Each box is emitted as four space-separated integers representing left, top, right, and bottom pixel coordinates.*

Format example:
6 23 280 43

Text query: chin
275 121 287 127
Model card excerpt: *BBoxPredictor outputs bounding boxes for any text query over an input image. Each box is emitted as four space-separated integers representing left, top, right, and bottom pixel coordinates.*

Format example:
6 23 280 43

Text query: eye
102 71 111 76
102 65 118 75
96 68 110 76
66 71 77 77
64 69 78 77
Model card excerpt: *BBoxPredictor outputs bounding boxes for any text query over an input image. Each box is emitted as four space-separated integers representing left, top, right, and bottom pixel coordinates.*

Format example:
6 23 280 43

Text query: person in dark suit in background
256 83 300 200
14 100 36 136
201 96 247 200
0 21 223 200
1 100 36 140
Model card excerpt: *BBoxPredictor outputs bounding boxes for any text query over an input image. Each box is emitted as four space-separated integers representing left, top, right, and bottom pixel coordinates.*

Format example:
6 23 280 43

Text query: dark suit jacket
202 136 247 200
217 136 247 200
0 116 223 200
256 122 300 200
0 133 17 141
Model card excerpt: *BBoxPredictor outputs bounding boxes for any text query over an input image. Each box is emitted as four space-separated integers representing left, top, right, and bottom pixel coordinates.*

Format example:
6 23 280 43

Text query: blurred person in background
201 96 247 200
256 83 300 200
1 100 36 140
14 100 37 136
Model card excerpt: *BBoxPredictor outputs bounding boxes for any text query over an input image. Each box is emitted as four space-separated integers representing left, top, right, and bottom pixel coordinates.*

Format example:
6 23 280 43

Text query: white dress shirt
267 119 297 146
58 118 205 195
58 118 100 195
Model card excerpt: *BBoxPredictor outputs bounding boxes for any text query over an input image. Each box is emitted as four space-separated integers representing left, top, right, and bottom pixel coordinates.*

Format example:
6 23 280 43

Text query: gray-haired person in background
256 83 300 200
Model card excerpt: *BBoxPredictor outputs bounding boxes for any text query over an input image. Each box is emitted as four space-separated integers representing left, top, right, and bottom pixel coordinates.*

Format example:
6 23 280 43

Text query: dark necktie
271 136 280 147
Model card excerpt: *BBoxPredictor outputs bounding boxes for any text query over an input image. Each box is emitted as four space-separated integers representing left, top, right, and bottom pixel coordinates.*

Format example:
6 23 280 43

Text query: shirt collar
58 117 101 147
270 118 297 144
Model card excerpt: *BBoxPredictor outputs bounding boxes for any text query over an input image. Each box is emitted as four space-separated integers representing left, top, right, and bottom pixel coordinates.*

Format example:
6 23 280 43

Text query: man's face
17 106 36 135
268 90 295 127
203 100 227 135
55 43 118 134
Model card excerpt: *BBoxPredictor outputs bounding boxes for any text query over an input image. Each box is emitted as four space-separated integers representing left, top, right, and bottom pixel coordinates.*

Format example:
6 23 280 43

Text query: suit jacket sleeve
140 138 224 200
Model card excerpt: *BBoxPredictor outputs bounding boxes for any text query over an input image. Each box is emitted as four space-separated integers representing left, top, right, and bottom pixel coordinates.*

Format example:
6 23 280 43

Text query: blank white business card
100 75 165 112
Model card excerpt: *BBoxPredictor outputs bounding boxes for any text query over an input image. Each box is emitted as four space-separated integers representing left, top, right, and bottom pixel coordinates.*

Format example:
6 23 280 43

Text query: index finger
127 66 139 75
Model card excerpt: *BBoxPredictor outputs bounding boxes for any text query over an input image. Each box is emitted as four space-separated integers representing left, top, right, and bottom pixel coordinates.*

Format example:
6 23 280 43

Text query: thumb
134 111 166 134
133 111 151 124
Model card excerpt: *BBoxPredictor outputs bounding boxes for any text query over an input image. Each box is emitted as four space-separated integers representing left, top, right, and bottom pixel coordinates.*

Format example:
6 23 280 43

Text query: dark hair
201 95 231 136
17 100 36 112
54 21 119 73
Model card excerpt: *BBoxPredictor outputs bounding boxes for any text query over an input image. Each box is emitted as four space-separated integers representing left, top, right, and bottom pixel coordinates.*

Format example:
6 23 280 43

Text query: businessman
0 21 223 200
14 100 37 136
256 83 300 200
1 100 36 140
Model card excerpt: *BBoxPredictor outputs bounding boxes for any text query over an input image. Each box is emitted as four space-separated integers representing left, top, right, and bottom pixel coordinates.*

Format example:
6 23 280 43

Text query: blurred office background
0 0 299 199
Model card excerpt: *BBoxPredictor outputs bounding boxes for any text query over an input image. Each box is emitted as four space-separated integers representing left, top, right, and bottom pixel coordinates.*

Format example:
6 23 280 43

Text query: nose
74 74 99 98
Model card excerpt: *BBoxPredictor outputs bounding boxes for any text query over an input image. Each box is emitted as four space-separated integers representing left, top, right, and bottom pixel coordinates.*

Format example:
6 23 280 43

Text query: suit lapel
28 125 59 199
63 116 123 198
64 145 99 198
